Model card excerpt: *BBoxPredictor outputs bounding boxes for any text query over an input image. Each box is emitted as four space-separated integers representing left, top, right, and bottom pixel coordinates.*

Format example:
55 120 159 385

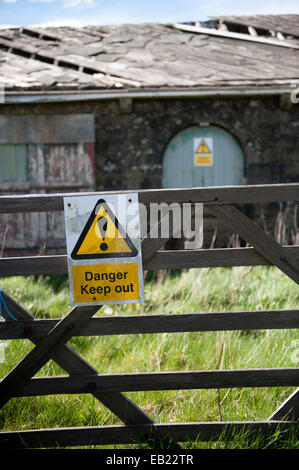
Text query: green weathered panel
15 145 28 182
0 114 95 144
0 144 27 182
163 126 245 188
0 145 14 182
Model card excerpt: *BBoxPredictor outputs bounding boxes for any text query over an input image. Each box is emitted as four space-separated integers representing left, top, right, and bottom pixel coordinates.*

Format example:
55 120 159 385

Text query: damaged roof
0 15 298 95
217 14 299 38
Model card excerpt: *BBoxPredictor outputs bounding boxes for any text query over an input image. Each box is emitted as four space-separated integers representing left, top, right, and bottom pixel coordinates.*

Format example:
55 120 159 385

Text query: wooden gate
0 183 298 448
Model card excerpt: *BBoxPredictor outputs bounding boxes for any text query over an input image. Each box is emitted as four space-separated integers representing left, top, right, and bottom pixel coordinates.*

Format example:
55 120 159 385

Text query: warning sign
64 193 144 306
193 137 213 166
72 263 140 303
71 199 138 259
195 139 211 154
194 154 212 166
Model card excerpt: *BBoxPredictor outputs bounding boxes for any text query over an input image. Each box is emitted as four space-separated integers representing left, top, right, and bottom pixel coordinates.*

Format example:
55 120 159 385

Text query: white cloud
3 0 17 3
30 3 153 27
32 12 151 28
29 0 94 6
31 17 84 27
64 0 94 6
193 0 299 19
0 24 17 28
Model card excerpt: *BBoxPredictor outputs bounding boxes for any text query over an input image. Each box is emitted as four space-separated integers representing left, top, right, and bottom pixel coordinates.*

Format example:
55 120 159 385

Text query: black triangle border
71 199 138 260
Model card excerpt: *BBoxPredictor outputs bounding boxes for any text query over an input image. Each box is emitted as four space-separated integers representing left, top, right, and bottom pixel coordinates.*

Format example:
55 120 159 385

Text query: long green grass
0 266 298 449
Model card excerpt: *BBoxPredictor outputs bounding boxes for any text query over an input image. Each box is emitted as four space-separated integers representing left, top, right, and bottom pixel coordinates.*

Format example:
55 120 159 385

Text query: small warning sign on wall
64 193 144 306
193 137 213 166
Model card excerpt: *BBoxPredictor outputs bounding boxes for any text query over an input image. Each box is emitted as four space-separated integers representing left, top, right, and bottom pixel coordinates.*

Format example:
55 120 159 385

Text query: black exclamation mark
97 216 108 251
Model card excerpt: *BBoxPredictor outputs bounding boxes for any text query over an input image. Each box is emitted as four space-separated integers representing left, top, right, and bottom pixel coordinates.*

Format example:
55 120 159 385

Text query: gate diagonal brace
0 292 152 426
0 212 185 447
208 203 299 420
207 204 299 285
0 232 165 409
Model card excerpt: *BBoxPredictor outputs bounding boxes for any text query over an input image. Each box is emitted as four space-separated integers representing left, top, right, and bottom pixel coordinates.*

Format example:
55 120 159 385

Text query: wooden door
163 125 244 188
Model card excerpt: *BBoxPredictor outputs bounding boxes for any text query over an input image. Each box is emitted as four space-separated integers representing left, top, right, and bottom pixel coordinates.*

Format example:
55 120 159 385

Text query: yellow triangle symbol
196 139 211 154
71 199 138 259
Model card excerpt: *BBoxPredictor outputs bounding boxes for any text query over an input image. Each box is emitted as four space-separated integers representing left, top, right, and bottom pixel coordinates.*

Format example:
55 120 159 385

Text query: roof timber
173 23 299 49
217 14 299 38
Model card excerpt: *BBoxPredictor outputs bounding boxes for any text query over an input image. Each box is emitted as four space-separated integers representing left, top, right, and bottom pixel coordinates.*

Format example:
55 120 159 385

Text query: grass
0 266 298 449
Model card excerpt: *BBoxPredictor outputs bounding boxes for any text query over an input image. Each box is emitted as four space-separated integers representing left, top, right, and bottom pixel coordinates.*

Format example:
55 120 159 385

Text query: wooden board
1 184 299 213
1 246 299 277
9 368 299 396
0 421 297 448
1 310 299 340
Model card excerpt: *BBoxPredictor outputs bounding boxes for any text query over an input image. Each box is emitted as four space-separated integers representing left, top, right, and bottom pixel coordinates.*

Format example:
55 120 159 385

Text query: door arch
163 125 245 188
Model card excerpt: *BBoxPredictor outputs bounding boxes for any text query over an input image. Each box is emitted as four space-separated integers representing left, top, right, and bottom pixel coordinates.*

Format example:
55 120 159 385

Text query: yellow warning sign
193 137 213 167
64 193 144 306
72 262 140 303
195 139 211 154
71 199 138 260
194 154 212 166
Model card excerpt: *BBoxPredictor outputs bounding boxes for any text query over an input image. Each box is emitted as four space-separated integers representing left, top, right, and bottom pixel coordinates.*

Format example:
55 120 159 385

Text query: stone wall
1 94 298 248
2 95 299 189
92 96 299 191
94 95 299 247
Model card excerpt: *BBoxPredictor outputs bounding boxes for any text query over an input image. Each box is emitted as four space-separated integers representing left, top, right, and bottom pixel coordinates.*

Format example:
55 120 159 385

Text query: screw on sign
64 193 144 306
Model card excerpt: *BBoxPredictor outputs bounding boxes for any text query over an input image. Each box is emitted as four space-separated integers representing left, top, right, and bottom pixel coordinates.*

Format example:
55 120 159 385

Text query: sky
0 0 299 28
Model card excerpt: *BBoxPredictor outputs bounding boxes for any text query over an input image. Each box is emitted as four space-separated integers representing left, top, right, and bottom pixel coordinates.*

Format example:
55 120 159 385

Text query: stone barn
0 14 298 254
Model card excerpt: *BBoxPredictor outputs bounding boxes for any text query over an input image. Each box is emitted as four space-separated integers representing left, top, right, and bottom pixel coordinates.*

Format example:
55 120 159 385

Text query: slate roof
0 15 298 93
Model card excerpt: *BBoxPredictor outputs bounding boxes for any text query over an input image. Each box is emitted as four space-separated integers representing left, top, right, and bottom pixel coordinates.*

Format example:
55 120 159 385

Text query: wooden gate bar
208 204 299 285
7 368 299 397
1 183 299 213
0 421 296 449
1 309 299 340
127 246 299 271
3 245 299 277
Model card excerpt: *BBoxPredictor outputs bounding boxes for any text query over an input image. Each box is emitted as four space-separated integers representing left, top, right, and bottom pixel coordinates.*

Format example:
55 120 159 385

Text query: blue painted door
163 125 244 188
